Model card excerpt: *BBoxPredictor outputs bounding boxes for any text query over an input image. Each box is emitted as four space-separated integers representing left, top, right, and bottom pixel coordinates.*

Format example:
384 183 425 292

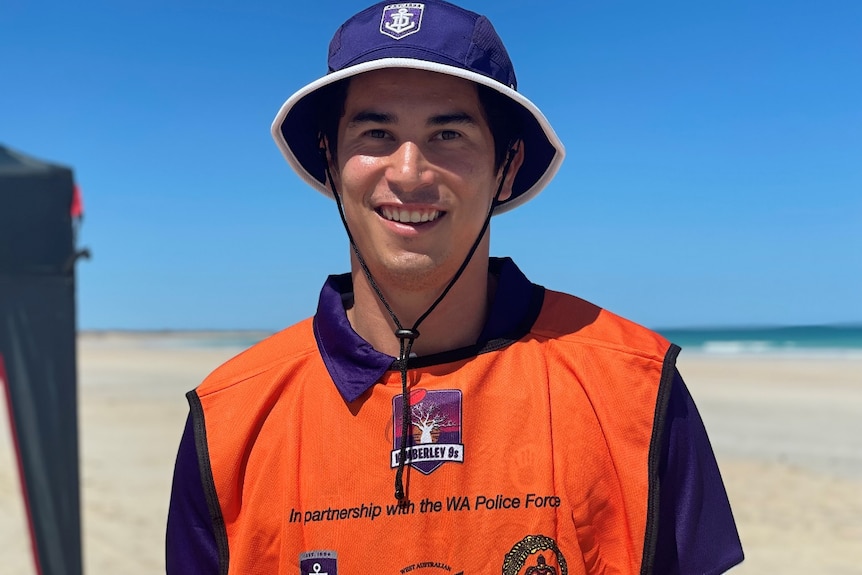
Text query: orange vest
191 290 676 574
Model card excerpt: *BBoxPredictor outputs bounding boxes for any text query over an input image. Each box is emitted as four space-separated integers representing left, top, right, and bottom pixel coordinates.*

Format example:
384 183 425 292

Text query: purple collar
313 257 540 402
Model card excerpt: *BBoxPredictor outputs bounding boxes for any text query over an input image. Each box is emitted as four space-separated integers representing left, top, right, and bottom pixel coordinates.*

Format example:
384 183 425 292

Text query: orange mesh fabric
193 292 672 574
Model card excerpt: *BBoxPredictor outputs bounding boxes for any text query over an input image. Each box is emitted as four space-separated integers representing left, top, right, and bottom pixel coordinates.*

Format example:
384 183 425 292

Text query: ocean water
162 325 862 357
657 325 862 356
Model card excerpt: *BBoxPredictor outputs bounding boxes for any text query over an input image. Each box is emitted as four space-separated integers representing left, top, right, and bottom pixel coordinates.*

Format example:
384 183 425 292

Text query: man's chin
369 256 454 293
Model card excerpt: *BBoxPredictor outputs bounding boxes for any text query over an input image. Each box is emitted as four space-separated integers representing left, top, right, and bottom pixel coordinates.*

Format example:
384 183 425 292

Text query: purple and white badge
300 550 338 575
380 3 425 40
391 388 464 475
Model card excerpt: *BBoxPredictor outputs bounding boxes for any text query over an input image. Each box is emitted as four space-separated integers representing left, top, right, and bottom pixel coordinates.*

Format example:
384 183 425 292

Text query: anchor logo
380 3 425 40
386 8 415 34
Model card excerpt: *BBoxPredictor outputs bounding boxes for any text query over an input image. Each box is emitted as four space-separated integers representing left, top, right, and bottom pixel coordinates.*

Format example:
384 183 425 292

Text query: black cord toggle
394 328 419 340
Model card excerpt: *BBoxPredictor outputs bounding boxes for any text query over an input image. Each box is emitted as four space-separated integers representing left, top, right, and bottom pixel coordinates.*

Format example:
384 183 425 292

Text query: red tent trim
0 354 45 575
70 184 83 219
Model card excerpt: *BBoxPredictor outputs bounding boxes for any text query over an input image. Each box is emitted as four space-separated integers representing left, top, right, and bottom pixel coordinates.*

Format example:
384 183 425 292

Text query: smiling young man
166 2 744 574
331 67 523 358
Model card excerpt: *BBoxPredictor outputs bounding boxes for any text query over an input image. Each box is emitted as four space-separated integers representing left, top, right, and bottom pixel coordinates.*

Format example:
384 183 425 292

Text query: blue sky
3 0 860 330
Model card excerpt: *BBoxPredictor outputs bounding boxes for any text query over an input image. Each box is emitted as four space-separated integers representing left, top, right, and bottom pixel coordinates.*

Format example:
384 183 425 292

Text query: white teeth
381 207 440 223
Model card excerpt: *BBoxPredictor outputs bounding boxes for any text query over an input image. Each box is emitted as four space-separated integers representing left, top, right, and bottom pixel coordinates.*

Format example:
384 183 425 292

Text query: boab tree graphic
411 400 455 444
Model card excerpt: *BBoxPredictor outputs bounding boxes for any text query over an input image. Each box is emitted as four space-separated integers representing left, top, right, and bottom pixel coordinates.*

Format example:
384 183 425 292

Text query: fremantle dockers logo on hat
380 3 425 40
391 388 464 475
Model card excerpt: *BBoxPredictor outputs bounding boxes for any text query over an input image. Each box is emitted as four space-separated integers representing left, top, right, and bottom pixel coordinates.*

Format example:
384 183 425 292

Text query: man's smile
377 206 444 224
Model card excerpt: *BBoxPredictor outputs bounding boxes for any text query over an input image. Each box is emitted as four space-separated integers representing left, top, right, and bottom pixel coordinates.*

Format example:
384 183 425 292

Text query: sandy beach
1 333 860 574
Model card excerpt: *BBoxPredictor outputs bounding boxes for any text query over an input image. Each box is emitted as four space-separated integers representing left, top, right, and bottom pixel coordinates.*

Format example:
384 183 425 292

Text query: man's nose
386 141 434 193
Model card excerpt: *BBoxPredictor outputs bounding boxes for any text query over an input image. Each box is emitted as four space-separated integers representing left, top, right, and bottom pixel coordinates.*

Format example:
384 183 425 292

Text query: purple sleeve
654 371 744 574
166 414 220 574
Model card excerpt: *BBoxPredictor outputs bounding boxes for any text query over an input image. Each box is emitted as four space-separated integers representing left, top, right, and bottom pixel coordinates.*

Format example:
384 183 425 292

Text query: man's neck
346 256 493 357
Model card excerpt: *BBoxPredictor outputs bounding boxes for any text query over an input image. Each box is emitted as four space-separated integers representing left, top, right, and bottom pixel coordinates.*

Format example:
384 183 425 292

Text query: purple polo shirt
166 257 743 574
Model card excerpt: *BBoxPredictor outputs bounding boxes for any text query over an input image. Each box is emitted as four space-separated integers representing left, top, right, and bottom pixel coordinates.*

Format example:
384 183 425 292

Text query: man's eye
439 130 460 140
368 129 387 139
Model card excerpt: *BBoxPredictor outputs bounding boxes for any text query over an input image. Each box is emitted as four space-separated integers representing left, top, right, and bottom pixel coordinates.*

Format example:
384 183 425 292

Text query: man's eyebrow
347 111 395 125
345 111 478 127
428 112 478 126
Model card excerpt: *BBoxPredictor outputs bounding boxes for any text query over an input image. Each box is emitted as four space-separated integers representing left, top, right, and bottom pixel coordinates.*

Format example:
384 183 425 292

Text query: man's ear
319 134 340 183
495 139 525 203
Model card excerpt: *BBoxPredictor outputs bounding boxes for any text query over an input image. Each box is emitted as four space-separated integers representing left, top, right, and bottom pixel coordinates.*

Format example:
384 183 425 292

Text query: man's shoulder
531 288 671 362
195 317 319 396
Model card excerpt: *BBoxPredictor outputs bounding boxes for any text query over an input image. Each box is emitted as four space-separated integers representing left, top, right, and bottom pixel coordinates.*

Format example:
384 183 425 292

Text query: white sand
1 335 860 573
677 353 862 574
1 333 244 574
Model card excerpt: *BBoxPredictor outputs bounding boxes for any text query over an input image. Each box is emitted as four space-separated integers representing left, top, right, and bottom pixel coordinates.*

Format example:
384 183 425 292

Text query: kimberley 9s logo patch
391 388 464 474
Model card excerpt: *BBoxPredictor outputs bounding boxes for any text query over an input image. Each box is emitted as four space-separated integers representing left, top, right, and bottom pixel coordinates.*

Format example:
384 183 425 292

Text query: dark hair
316 79 349 164
316 77 522 170
476 83 523 170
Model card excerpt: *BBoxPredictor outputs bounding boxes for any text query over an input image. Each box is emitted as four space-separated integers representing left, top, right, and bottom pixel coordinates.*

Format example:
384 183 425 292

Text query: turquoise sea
657 324 862 356
148 324 862 357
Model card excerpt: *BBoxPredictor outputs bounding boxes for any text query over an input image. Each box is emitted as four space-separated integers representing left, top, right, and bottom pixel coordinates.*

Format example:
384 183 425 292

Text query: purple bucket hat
271 0 565 214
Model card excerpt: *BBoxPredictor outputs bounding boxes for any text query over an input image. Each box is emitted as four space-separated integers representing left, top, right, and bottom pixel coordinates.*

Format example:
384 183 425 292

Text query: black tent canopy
0 144 84 575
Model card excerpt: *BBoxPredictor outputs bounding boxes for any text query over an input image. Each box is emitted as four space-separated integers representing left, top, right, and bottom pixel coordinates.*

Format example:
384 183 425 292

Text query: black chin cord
319 142 517 501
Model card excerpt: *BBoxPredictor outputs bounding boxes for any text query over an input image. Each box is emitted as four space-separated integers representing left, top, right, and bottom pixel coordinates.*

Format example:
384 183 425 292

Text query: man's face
330 68 518 292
